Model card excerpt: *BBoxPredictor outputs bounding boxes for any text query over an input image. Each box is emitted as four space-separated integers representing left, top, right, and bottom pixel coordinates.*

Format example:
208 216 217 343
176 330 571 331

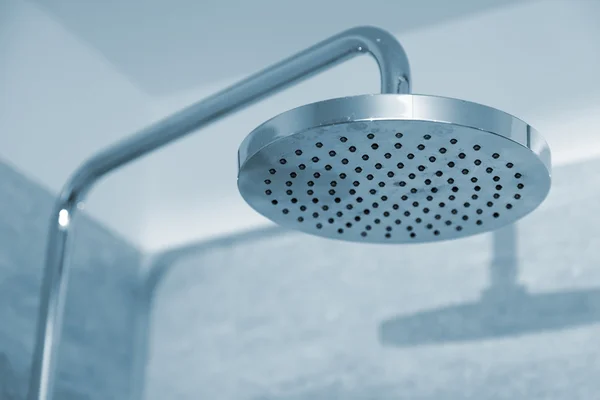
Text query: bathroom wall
142 156 600 400
0 159 142 399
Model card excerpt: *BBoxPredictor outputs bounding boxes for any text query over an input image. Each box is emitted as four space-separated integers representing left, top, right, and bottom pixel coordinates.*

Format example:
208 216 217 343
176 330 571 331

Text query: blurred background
1 0 599 399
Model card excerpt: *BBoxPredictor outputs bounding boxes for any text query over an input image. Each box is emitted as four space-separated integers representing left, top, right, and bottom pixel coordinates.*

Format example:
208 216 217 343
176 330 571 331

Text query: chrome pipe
27 26 410 400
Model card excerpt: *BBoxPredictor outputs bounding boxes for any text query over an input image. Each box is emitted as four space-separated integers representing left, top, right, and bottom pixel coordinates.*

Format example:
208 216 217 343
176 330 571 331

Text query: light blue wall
0 160 142 399
143 157 600 400
2 142 598 399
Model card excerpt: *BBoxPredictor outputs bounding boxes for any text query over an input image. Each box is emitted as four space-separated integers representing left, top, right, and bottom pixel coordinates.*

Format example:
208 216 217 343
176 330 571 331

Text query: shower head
238 94 550 243
32 26 550 400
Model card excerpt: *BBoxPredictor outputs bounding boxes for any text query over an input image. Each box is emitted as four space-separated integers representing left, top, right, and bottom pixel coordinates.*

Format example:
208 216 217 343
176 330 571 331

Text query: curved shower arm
28 26 411 400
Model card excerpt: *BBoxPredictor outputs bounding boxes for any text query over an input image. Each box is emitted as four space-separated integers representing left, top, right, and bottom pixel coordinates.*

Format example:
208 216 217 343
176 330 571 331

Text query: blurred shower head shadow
379 224 600 347
379 287 600 347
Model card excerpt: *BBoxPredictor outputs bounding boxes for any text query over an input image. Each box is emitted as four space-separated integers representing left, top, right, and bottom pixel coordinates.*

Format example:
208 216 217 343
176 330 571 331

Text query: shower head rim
238 94 550 173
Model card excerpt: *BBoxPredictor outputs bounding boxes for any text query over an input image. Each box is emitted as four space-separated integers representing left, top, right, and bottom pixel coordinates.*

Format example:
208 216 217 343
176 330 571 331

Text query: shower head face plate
238 94 550 244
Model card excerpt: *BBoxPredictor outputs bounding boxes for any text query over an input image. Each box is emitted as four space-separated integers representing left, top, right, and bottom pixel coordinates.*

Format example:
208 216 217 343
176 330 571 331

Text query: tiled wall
0 160 142 399
144 158 600 400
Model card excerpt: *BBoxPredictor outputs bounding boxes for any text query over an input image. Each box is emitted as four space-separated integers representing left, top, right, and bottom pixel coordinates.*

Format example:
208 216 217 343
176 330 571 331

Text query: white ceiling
1 0 600 251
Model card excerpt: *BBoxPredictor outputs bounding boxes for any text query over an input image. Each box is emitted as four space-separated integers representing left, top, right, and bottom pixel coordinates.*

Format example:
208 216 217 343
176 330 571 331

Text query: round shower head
238 94 550 244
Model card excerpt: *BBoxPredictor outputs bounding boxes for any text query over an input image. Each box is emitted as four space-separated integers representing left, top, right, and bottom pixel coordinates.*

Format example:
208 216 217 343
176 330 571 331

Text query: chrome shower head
32 26 550 400
238 94 550 243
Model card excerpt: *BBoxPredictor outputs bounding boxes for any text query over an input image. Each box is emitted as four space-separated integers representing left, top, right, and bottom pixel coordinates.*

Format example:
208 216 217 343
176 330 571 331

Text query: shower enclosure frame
27 26 412 400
